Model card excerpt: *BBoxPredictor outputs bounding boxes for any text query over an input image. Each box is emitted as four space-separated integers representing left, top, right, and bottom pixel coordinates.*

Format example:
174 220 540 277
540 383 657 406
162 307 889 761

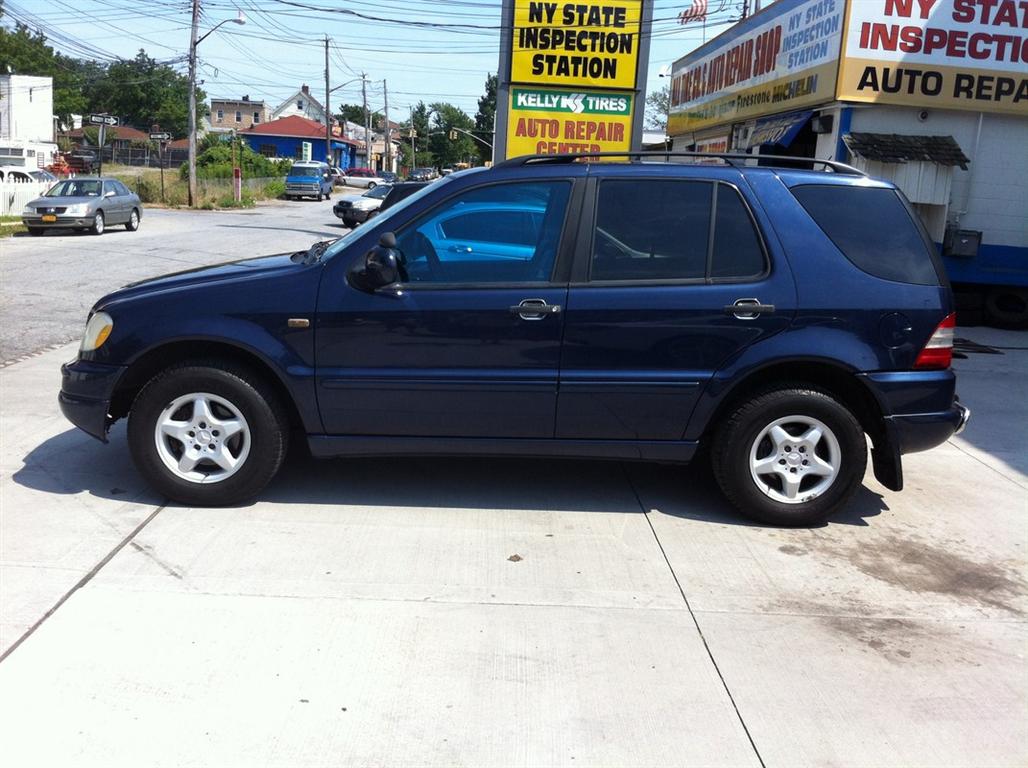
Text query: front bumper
23 215 94 229
58 356 126 442
333 205 373 223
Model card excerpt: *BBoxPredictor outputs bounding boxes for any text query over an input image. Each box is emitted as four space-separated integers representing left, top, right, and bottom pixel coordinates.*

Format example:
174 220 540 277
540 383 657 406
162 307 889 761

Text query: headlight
65 203 88 215
80 312 114 352
22 205 35 215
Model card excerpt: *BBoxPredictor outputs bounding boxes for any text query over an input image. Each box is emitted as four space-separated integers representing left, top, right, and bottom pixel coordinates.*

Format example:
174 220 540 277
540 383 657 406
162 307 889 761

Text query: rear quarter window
791 184 940 285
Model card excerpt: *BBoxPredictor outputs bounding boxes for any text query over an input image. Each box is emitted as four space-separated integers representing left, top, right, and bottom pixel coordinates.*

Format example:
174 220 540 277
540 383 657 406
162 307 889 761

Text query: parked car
332 184 391 228
58 152 968 526
379 171 398 184
29 169 58 184
329 167 346 186
22 177 141 236
66 150 97 174
439 167 454 176
366 181 429 221
408 167 436 182
344 167 386 189
285 161 333 201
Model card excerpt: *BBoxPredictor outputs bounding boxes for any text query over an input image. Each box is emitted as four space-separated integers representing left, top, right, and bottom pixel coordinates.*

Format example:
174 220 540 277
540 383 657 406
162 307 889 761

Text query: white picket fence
1 179 51 217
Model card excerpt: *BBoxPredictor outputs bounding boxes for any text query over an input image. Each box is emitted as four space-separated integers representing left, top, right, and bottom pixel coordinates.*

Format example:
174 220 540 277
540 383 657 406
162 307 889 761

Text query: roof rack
495 151 866 176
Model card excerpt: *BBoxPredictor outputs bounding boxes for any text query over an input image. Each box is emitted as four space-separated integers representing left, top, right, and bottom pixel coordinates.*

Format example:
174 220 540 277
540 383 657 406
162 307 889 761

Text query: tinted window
591 180 711 281
792 185 940 285
396 181 570 284
441 210 540 246
711 184 766 279
113 181 131 196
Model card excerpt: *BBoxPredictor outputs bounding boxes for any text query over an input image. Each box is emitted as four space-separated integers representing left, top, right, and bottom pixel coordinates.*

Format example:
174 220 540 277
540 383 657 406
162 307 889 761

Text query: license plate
42 215 57 222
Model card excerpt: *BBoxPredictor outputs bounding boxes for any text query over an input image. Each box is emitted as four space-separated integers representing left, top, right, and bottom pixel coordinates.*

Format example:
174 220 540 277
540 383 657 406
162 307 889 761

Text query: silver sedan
22 177 143 236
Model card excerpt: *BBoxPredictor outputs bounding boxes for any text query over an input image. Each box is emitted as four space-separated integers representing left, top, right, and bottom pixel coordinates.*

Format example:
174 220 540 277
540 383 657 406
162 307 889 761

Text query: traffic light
449 129 457 141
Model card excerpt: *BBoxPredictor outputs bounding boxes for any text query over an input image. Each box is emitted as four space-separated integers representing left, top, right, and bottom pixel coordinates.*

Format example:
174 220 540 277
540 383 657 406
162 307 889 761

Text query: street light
325 75 368 169
187 7 245 207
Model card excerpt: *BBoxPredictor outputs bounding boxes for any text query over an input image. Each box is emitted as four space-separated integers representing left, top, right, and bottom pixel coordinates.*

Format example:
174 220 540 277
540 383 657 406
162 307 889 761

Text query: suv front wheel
128 361 289 506
711 387 867 526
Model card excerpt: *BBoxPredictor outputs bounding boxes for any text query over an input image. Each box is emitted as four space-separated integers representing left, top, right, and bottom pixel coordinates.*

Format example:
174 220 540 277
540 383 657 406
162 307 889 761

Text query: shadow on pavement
214 223 338 239
13 427 887 527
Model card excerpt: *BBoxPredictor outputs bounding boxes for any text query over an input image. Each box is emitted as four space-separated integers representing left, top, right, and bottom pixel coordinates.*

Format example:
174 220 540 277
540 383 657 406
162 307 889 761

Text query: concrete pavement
0 327 1025 766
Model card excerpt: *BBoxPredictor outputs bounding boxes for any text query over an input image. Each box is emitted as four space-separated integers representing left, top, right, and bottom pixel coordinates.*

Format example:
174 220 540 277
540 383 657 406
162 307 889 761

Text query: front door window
395 181 571 285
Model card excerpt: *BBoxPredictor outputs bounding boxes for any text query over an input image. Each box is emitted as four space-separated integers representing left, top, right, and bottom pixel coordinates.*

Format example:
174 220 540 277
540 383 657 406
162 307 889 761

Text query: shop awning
749 111 812 148
843 133 969 170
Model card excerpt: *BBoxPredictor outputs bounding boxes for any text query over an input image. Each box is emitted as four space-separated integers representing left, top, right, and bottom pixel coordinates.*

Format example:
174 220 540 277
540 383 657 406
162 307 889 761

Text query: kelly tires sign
495 0 652 162
508 87 634 155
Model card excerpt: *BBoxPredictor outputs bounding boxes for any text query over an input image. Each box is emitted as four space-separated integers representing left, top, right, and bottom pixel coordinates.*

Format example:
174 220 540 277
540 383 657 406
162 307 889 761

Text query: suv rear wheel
128 361 289 506
711 387 867 526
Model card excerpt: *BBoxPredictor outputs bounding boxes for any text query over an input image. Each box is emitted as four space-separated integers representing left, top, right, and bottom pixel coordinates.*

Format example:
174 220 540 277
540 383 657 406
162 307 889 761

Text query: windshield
47 179 102 197
323 173 467 260
364 185 390 199
289 166 320 178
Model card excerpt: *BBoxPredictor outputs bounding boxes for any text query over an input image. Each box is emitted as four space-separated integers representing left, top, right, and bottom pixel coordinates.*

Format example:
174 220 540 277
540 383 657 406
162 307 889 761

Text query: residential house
271 85 328 124
240 115 358 168
60 124 152 150
344 120 400 174
209 95 268 134
0 74 59 167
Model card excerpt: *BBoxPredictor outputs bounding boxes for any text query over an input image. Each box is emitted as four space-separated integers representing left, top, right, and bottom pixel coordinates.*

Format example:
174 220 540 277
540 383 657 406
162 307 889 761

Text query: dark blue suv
59 153 969 526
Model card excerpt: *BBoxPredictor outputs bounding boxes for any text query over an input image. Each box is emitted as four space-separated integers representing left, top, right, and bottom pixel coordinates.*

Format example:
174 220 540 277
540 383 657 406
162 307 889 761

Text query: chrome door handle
724 298 775 319
510 298 561 320
448 245 473 254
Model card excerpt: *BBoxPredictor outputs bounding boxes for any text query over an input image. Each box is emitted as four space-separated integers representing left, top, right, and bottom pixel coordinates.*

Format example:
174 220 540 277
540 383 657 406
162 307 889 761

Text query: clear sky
4 0 745 123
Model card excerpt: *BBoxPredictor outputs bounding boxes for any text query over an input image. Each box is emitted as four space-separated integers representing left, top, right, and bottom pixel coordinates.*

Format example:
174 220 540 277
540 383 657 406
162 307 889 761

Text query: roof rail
494 151 866 176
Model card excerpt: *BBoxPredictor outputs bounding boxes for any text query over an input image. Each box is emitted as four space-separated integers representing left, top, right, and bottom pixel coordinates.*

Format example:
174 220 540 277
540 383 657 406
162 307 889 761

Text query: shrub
263 179 286 199
180 143 288 181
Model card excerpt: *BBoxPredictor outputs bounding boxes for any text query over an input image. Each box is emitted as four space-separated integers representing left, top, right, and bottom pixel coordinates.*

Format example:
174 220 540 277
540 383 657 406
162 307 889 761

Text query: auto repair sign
507 87 634 155
837 0 1028 113
668 0 844 133
511 0 644 89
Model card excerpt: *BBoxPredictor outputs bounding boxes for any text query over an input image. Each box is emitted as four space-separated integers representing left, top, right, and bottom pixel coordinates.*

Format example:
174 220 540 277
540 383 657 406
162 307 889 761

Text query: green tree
645 84 670 131
83 50 204 137
428 102 476 169
408 101 434 169
473 74 497 164
0 17 89 122
335 103 382 131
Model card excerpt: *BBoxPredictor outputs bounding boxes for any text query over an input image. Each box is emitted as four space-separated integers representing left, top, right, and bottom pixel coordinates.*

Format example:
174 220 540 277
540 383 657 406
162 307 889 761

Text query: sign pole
160 143 166 203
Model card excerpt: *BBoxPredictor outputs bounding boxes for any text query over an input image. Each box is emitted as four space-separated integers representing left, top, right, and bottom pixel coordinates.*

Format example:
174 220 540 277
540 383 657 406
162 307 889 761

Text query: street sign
149 132 172 141
88 114 118 126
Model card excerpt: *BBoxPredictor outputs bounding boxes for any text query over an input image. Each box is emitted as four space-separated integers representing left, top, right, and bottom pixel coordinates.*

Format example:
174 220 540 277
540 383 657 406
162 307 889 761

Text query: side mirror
351 232 405 292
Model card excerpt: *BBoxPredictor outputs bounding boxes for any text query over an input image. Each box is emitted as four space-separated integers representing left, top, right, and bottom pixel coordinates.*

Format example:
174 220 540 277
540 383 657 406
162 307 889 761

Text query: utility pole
324 36 331 166
410 105 417 170
383 79 391 174
361 73 370 170
187 0 201 207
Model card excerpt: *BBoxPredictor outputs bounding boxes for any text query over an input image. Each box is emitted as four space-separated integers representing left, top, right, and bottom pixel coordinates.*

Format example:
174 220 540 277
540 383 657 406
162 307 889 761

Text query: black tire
125 208 140 231
343 219 357 229
367 182 376 189
27 227 44 236
984 287 1028 330
90 210 105 235
128 361 289 506
710 386 867 527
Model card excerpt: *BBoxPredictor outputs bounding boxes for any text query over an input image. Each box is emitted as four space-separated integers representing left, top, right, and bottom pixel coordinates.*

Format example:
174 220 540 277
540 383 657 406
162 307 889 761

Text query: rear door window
590 180 767 282
791 184 941 285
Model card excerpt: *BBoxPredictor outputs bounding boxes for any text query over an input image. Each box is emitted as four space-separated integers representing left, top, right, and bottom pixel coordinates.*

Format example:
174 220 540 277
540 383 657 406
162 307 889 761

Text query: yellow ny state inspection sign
511 0 644 90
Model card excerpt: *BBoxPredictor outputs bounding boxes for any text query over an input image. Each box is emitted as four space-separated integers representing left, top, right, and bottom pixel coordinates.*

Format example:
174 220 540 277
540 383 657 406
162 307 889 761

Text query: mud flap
871 420 904 492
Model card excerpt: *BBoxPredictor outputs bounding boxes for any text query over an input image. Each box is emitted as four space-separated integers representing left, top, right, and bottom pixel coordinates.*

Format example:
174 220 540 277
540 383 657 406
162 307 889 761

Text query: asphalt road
0 199 344 364
0 202 1025 766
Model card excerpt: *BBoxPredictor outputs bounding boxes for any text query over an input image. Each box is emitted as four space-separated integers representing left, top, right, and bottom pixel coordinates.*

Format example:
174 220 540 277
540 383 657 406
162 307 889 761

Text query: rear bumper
58 356 126 442
884 400 970 454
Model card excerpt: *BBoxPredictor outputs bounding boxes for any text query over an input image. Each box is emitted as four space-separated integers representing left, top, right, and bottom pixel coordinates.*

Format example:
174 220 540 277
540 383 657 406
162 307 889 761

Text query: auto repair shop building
666 0 1028 326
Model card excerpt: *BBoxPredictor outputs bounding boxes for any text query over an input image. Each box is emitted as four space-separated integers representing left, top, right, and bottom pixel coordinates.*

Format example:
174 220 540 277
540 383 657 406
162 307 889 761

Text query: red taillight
914 312 956 369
